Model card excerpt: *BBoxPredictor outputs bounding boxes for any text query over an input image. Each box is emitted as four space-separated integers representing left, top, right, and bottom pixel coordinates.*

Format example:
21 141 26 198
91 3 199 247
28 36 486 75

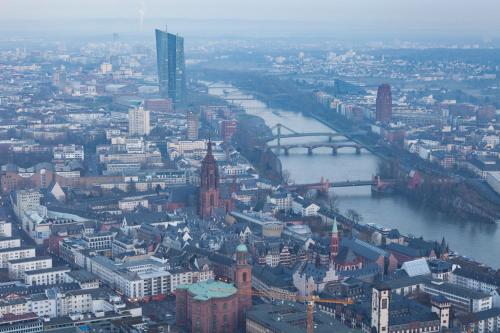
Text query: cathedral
199 139 221 219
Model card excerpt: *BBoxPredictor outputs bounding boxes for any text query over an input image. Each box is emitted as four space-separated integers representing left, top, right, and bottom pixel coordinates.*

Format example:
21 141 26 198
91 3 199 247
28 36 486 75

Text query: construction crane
240 289 353 333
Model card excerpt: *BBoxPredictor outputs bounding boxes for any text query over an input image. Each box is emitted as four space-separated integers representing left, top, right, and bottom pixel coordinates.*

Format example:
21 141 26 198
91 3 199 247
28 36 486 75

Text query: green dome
236 244 248 252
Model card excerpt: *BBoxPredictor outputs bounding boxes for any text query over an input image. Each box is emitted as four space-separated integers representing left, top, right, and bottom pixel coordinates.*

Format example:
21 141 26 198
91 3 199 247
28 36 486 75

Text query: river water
209 86 499 268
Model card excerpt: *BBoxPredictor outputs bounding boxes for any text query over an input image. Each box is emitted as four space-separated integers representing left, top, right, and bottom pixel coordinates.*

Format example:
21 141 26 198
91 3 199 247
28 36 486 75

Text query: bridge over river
283 176 399 194
267 123 365 155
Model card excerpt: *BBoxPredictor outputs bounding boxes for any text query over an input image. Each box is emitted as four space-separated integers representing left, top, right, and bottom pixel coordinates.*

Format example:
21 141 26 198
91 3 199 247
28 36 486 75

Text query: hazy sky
1 0 499 39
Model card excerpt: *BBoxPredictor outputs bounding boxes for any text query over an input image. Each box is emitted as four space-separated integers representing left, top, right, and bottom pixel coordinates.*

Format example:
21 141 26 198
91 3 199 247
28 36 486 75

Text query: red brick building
144 98 173 113
199 139 220 219
219 119 238 143
176 280 239 332
234 243 252 326
176 244 252 332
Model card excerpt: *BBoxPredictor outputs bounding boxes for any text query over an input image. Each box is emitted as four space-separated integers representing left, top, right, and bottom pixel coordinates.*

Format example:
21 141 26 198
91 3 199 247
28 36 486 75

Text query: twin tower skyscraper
155 27 186 104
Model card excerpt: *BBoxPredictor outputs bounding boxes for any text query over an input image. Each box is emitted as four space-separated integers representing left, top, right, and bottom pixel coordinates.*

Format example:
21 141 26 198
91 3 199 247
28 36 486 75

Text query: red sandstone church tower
199 139 220 219
330 217 339 261
235 243 252 327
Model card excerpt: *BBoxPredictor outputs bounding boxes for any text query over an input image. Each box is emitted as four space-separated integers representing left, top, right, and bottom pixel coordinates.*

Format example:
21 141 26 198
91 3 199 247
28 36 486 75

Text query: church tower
199 139 220 219
371 284 390 333
330 216 339 261
235 243 252 327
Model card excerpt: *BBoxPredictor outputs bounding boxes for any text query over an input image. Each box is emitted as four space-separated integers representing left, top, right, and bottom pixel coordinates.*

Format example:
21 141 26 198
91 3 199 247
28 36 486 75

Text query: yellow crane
240 289 353 333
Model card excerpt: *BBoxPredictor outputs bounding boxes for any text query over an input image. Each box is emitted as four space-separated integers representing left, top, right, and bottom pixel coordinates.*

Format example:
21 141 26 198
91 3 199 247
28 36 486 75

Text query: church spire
330 216 339 261
207 136 213 155
332 216 338 234
199 136 220 219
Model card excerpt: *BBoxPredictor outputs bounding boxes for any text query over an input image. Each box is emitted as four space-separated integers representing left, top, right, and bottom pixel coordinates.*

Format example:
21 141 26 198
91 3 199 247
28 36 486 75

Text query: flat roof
247 302 363 333
425 280 490 299
0 246 35 254
66 269 100 283
24 266 70 276
8 256 52 264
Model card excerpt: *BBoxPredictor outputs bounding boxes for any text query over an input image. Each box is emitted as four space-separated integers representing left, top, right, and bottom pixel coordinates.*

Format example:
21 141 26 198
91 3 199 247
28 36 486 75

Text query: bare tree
327 192 339 212
346 209 362 224
281 169 292 185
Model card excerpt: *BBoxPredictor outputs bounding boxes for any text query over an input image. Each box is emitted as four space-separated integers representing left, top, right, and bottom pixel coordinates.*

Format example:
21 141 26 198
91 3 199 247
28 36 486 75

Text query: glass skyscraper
155 28 186 103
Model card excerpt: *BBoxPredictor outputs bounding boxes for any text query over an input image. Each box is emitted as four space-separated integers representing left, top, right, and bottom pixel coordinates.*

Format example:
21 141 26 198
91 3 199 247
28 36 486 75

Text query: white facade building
24 266 71 286
0 246 36 268
53 144 84 160
0 221 12 237
128 107 151 136
8 256 53 279
0 237 21 250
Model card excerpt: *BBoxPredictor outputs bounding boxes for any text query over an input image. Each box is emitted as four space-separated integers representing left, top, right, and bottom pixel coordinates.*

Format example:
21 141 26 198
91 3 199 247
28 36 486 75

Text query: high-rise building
376 84 392 122
13 189 41 219
186 112 199 140
199 139 220 219
128 107 150 136
155 27 186 103
220 119 238 143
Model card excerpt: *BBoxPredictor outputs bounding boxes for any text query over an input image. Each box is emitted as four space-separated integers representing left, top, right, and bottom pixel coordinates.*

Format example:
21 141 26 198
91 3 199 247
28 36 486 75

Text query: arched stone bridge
268 143 364 156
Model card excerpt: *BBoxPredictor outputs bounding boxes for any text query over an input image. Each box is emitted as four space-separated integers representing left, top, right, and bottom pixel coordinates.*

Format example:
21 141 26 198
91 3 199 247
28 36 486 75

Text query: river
209 86 499 268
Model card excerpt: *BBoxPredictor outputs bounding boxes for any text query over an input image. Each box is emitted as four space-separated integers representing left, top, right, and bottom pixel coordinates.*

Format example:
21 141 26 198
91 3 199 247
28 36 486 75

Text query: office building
8 256 53 279
128 107 150 136
246 303 361 333
376 84 392 122
12 190 41 219
0 313 43 333
23 266 71 286
220 119 238 143
0 246 36 268
155 28 186 103
186 111 199 140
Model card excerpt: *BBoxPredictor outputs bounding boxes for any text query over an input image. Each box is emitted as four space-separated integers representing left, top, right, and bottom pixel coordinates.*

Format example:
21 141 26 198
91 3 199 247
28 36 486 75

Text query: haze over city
1 0 500 41
0 1 499 333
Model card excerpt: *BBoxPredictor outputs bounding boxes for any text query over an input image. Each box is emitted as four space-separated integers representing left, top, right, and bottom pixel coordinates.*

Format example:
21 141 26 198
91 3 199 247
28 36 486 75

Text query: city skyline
1 1 500 41
0 2 498 332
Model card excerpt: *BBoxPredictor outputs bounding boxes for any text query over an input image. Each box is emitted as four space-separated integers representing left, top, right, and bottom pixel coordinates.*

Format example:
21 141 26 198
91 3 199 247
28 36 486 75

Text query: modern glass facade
155 29 186 103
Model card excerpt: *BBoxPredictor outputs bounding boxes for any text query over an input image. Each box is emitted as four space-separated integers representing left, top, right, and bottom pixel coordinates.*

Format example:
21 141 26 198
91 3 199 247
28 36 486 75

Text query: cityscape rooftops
247 302 362 333
23 266 70 276
425 280 491 299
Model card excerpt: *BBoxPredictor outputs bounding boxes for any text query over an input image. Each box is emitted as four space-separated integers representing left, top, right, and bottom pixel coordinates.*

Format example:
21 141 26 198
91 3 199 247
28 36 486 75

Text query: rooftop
247 302 362 333
177 280 237 301
8 256 51 265
23 266 70 276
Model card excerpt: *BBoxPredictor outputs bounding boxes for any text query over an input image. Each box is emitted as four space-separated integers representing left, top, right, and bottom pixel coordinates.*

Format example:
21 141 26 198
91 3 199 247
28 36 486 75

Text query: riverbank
206 80 500 265
202 69 498 223
209 82 499 267
232 113 283 184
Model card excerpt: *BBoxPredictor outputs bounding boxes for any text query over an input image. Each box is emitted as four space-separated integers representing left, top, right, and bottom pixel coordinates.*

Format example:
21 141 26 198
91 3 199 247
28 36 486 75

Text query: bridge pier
307 147 313 156
331 147 337 155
